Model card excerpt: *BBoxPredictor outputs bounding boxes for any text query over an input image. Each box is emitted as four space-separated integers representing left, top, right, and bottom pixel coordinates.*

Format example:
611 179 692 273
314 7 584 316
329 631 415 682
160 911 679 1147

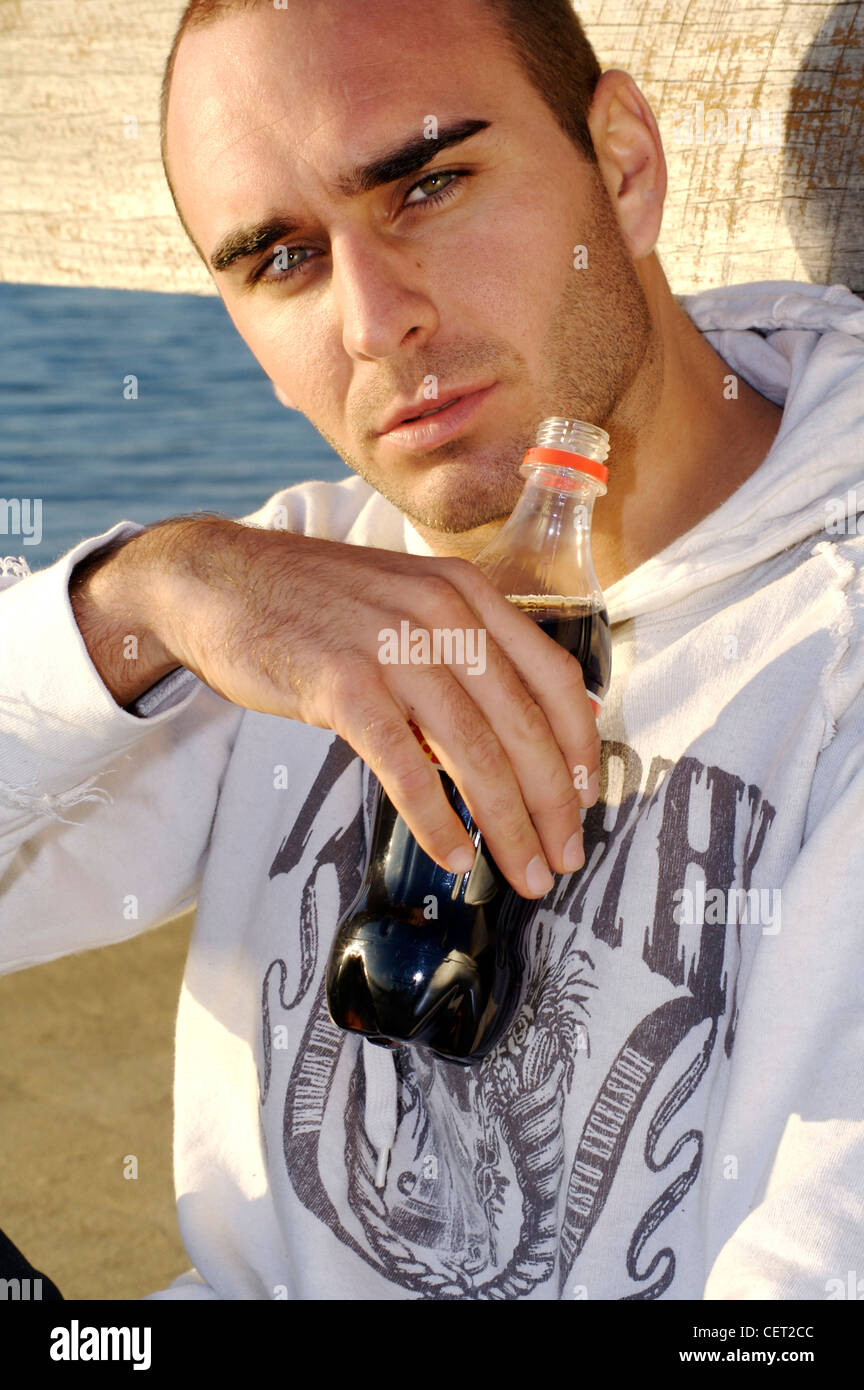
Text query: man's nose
330 229 440 360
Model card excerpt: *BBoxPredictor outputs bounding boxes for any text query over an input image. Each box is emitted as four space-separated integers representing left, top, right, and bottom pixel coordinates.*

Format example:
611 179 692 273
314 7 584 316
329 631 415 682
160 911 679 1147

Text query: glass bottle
325 418 612 1064
472 416 611 714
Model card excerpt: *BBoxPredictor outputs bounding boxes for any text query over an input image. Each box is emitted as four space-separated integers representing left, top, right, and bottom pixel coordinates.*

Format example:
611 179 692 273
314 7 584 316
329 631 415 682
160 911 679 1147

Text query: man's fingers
436 556 602 771
420 563 602 872
432 637 588 877
337 681 478 875
390 665 560 898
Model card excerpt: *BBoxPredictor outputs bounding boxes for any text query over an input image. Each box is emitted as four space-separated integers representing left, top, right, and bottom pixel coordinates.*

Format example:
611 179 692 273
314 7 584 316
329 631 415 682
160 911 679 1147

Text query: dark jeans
0 1226 63 1300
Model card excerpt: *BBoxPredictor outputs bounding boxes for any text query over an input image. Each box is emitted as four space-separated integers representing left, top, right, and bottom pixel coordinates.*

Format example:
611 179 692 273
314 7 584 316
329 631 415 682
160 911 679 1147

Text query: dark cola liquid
510 596 612 712
325 777 533 1065
325 599 611 1065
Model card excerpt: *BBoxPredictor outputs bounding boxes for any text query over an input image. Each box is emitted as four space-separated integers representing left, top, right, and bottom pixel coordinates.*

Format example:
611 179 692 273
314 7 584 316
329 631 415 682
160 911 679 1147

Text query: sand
0 908 194 1300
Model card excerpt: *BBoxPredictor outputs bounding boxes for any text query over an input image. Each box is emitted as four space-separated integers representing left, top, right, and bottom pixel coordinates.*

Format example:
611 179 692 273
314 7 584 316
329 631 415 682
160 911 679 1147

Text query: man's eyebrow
335 116 491 197
208 117 492 274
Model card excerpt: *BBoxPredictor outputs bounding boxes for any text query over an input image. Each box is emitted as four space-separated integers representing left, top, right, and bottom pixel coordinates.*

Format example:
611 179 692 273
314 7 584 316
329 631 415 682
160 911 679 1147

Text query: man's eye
403 169 465 208
255 245 316 284
252 170 467 284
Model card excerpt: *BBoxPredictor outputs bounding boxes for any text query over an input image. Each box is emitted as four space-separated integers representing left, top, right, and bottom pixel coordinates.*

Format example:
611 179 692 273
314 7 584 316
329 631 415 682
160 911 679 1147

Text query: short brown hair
160 0 602 249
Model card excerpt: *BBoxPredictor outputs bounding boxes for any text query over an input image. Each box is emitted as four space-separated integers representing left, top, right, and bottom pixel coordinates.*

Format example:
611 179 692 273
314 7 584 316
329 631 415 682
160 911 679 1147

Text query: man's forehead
166 0 508 205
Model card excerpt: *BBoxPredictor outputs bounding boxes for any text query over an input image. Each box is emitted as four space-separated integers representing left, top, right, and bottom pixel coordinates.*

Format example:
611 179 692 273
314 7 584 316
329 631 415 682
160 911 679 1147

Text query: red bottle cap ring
522 446 609 487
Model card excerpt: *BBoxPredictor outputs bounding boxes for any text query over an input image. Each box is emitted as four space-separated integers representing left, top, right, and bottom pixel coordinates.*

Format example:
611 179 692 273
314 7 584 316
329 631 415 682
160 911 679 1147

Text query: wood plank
1 0 861 294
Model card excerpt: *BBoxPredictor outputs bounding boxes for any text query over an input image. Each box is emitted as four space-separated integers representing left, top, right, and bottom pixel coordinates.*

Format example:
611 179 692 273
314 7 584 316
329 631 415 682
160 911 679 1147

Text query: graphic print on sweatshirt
259 735 777 1299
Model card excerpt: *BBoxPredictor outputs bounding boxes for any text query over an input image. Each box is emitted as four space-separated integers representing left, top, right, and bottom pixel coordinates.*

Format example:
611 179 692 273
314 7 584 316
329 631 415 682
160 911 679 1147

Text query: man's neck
590 302 784 591
412 263 784 589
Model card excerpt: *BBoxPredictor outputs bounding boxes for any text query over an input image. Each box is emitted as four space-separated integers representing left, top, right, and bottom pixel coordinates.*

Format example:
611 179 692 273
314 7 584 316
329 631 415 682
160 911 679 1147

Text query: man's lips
376 381 497 435
376 383 498 451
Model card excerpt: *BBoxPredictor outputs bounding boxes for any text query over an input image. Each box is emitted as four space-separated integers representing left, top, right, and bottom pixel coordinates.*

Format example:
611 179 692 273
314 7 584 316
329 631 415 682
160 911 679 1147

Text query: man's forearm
68 515 232 708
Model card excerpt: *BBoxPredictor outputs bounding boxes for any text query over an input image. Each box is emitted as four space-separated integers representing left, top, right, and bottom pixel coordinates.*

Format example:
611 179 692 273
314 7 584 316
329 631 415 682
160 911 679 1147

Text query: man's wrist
69 526 188 708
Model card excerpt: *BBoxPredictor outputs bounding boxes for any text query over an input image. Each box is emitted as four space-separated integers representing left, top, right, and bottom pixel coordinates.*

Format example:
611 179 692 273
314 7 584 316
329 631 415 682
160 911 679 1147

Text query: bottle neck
496 465 604 596
472 418 610 605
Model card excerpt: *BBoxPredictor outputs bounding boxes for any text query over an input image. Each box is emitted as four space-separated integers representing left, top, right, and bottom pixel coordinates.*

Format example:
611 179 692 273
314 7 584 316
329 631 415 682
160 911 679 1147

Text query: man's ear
587 69 667 260
273 383 298 409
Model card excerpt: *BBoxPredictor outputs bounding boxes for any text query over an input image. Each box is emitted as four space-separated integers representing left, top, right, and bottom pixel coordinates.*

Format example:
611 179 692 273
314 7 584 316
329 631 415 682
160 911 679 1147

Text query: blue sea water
0 282 352 570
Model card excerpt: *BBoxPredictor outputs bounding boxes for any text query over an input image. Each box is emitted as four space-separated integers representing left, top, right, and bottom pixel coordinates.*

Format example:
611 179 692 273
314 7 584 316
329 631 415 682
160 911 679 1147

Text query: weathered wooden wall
1 0 861 296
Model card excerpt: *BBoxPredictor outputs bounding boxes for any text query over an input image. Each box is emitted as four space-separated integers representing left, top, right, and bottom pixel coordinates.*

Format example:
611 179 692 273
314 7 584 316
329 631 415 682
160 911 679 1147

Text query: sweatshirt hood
599 280 864 625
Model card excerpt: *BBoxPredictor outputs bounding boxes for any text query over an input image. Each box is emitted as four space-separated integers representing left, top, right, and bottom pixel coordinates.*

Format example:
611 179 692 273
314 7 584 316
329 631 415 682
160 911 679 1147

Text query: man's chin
324 430 528 536
372 462 525 532
411 510 510 537
384 483 523 537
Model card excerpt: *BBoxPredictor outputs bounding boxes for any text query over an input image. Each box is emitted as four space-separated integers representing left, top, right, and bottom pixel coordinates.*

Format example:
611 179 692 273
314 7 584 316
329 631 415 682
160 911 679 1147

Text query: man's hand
72 516 601 899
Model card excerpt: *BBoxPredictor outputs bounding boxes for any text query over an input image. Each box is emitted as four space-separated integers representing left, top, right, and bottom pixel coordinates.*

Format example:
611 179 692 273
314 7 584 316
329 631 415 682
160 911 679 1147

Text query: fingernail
562 832 586 873
448 846 475 874
526 854 555 896
578 769 600 809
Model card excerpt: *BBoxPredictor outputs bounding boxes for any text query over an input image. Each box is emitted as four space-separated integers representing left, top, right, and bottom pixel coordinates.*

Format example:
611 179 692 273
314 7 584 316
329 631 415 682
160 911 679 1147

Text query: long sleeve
0 524 243 972
0 475 391 975
702 631 864 1299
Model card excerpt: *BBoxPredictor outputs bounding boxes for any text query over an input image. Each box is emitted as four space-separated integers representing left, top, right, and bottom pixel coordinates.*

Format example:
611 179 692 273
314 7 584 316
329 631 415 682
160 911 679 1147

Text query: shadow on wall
783 0 864 294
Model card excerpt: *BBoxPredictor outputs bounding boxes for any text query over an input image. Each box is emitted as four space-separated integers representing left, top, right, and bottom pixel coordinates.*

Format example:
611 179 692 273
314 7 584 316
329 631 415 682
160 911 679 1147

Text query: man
1 0 862 1299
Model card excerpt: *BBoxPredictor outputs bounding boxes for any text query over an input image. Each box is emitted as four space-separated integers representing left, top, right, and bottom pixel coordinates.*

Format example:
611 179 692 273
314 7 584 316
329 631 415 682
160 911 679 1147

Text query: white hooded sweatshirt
2 280 864 1301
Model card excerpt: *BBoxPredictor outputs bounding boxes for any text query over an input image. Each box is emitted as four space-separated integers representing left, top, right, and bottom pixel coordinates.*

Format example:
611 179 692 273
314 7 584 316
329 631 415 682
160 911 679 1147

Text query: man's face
166 0 651 536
